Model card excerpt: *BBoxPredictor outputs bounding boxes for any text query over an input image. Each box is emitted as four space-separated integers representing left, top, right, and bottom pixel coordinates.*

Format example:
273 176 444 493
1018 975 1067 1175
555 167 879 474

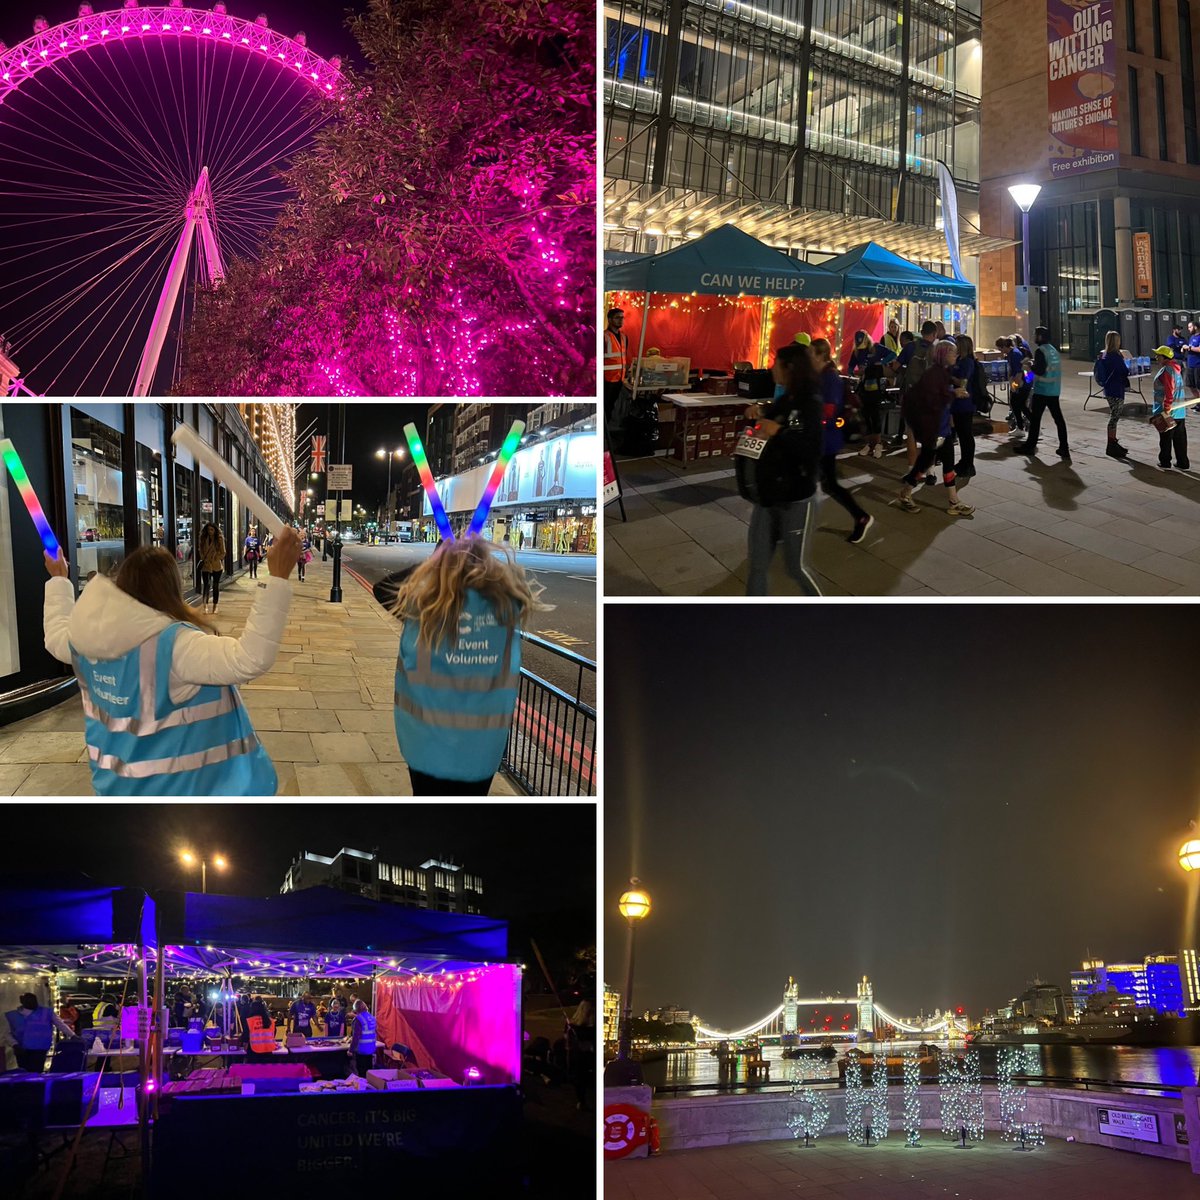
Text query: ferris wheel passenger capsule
123 0 139 9
256 14 269 27
79 4 94 16
214 2 227 12
33 18 49 34
294 32 307 46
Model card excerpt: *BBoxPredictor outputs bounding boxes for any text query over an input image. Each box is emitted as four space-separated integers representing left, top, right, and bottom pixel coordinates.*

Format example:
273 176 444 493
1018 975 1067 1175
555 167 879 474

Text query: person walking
895 340 975 518
1151 346 1189 469
603 307 630 421
951 334 984 480
737 342 825 595
243 526 261 579
1016 326 1070 460
6 993 75 1073
849 332 896 460
43 531 302 796
811 337 873 543
197 522 226 615
392 537 541 795
296 530 312 582
1095 331 1131 459
349 1000 376 1077
902 321 940 484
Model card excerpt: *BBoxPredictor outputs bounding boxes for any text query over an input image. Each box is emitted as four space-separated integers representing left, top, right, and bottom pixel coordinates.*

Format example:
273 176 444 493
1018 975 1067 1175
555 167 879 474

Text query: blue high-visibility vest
394 590 521 783
70 623 277 797
351 1012 376 1053
1033 343 1061 396
20 1007 55 1051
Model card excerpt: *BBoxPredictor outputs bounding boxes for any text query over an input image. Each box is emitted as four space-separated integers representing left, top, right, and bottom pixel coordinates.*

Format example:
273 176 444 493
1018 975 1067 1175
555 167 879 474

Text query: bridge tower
783 976 799 1036
856 975 875 1037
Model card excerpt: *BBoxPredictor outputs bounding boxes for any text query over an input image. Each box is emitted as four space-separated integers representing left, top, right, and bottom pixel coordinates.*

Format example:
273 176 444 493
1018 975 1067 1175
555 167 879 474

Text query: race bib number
734 432 767 459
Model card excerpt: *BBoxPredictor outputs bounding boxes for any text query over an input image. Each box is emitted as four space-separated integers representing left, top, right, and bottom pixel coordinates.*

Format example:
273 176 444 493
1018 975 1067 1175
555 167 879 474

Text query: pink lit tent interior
604 225 976 375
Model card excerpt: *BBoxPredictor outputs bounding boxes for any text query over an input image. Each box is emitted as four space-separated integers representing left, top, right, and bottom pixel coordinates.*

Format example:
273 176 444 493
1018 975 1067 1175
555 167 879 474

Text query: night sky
604 604 1199 1028
296 402 429 511
0 803 595 972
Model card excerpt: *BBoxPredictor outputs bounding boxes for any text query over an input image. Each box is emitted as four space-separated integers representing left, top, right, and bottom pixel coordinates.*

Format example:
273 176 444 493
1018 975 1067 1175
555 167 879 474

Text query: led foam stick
170 425 285 538
467 420 525 536
403 423 455 542
0 438 60 557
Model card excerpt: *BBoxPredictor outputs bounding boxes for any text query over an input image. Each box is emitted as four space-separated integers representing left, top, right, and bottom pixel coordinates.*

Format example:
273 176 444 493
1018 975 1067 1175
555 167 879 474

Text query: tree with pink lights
177 0 595 398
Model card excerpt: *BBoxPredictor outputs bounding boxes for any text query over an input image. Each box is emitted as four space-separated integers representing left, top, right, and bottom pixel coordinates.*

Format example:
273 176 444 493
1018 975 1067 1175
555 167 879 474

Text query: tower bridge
694 976 970 1044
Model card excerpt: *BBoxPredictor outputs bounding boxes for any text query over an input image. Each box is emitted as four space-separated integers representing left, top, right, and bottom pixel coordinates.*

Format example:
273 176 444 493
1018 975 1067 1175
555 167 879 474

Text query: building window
1155 72 1169 158
1154 0 1164 53
70 409 125 589
1181 1 1200 162
1127 0 1138 50
1129 67 1143 155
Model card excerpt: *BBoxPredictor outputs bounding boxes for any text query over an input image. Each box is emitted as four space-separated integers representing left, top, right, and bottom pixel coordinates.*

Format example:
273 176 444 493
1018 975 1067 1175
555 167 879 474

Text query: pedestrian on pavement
243 526 261 579
951 334 985 480
738 342 824 595
895 339 975 518
1016 326 1070 461
1095 331 1131 460
1151 346 1190 470
810 337 873 544
42 529 303 796
392 536 541 795
197 522 226 615
603 307 630 422
349 1000 376 1077
999 337 1032 432
849 332 897 459
902 321 940 485
297 530 312 582
6 993 75 1073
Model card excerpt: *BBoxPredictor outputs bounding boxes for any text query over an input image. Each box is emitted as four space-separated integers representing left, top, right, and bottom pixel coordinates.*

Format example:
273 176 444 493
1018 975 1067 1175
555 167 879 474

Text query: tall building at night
281 846 485 915
604 0 1001 273
1070 953 1191 1017
979 0 1200 348
603 984 622 1042
237 403 297 504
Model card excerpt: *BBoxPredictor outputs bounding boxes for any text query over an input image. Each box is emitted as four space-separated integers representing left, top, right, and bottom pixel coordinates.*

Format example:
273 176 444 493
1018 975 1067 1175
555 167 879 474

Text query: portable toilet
1157 310 1176 346
1136 308 1159 356
1118 308 1139 353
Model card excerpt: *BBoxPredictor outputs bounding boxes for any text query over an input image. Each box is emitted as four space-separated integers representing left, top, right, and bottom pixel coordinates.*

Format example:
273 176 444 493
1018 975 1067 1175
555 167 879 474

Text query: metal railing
502 633 596 797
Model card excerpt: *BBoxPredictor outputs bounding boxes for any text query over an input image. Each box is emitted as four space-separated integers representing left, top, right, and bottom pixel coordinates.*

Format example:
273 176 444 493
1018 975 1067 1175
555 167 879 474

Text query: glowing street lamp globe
1180 839 1200 872
619 881 651 922
1007 183 1042 214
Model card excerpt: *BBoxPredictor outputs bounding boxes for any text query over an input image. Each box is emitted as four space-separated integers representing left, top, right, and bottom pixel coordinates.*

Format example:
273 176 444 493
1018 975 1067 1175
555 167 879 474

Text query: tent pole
631 288 652 401
835 303 846 371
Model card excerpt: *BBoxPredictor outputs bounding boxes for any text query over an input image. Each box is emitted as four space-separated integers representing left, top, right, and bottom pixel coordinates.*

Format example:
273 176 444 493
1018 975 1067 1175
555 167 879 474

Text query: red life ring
603 1104 649 1159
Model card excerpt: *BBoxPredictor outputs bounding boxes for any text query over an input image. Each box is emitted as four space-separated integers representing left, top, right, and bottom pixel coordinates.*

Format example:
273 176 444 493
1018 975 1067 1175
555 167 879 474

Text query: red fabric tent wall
374 965 521 1086
608 290 763 370
837 303 887 369
765 299 839 355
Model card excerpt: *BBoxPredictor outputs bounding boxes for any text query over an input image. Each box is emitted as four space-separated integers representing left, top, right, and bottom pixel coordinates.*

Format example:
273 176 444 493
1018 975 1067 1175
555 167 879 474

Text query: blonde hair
1104 331 1121 354
391 536 542 649
115 546 216 633
930 339 958 369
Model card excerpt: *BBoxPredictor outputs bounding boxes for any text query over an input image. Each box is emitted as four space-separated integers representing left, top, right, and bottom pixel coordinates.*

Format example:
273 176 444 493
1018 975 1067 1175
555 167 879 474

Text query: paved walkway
605 1135 1200 1200
0 555 519 797
605 375 1200 596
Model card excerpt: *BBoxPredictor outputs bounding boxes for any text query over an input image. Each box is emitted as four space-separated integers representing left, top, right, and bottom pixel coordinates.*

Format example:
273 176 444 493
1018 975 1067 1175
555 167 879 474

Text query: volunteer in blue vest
6 993 75 1073
1168 325 1186 360
1095 331 1131 460
349 999 377 1077
43 528 303 796
392 536 540 795
1016 326 1071 461
1151 345 1189 470
1186 320 1200 396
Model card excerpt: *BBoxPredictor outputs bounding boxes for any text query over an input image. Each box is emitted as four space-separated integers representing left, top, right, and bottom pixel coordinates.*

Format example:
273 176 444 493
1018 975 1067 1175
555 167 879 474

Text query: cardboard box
366 1069 419 1091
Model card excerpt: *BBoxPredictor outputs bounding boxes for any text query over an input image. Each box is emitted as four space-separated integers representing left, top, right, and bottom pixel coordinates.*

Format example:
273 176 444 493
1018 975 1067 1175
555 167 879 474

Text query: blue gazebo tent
819 241 976 306
605 224 843 299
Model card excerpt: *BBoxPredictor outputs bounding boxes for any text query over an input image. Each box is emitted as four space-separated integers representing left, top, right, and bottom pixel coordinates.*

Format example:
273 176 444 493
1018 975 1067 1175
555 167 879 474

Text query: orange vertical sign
1133 232 1153 300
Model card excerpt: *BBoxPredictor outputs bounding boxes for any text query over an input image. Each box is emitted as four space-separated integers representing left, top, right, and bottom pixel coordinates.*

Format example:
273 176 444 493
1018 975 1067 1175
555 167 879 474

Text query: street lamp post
375 448 406 535
1008 183 1042 340
617 879 651 1061
180 849 227 894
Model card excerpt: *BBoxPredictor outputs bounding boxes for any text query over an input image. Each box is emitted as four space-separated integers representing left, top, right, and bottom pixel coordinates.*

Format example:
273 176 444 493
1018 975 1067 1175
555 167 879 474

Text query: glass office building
604 0 985 265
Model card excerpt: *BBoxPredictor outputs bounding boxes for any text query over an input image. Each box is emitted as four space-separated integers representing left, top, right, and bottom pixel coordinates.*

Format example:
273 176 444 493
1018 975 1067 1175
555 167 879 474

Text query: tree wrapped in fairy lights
998 1046 1044 1148
178 0 595 397
786 1076 831 1147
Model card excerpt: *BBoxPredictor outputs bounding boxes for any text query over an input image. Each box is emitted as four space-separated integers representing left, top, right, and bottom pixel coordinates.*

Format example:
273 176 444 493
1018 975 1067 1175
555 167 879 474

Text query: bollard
329 539 343 603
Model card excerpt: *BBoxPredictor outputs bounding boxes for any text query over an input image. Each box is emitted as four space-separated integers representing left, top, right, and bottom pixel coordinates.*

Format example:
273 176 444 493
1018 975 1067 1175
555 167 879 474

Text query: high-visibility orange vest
604 329 628 383
247 1015 277 1054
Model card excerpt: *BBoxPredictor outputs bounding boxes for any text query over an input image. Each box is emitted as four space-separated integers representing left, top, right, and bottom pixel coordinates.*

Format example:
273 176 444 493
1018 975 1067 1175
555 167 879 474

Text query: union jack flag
311 435 327 473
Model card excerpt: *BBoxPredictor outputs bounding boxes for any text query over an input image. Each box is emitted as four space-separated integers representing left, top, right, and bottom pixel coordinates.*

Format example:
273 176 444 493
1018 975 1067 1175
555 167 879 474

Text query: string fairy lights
786 1077 831 1147
902 1050 922 1146
998 1046 1044 1150
939 1051 985 1147
869 1052 890 1141
845 1056 868 1144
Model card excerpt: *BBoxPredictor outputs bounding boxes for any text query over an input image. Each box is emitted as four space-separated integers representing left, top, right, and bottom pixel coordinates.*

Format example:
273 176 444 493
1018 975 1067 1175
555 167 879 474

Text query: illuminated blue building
1069 954 1188 1019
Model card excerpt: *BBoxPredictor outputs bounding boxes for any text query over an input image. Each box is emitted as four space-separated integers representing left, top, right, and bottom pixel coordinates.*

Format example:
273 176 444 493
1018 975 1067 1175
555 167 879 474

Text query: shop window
70 408 125 590
136 444 164 549
174 463 194 588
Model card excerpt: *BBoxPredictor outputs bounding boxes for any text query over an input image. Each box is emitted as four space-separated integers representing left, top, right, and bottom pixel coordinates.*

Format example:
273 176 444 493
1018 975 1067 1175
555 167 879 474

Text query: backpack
970 360 991 413
1094 355 1110 387
903 340 930 392
734 398 819 507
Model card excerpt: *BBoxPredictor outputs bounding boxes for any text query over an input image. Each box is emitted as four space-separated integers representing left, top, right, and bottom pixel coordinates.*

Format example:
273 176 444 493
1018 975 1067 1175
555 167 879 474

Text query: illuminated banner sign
1048 0 1118 176
1133 232 1153 299
425 432 597 517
